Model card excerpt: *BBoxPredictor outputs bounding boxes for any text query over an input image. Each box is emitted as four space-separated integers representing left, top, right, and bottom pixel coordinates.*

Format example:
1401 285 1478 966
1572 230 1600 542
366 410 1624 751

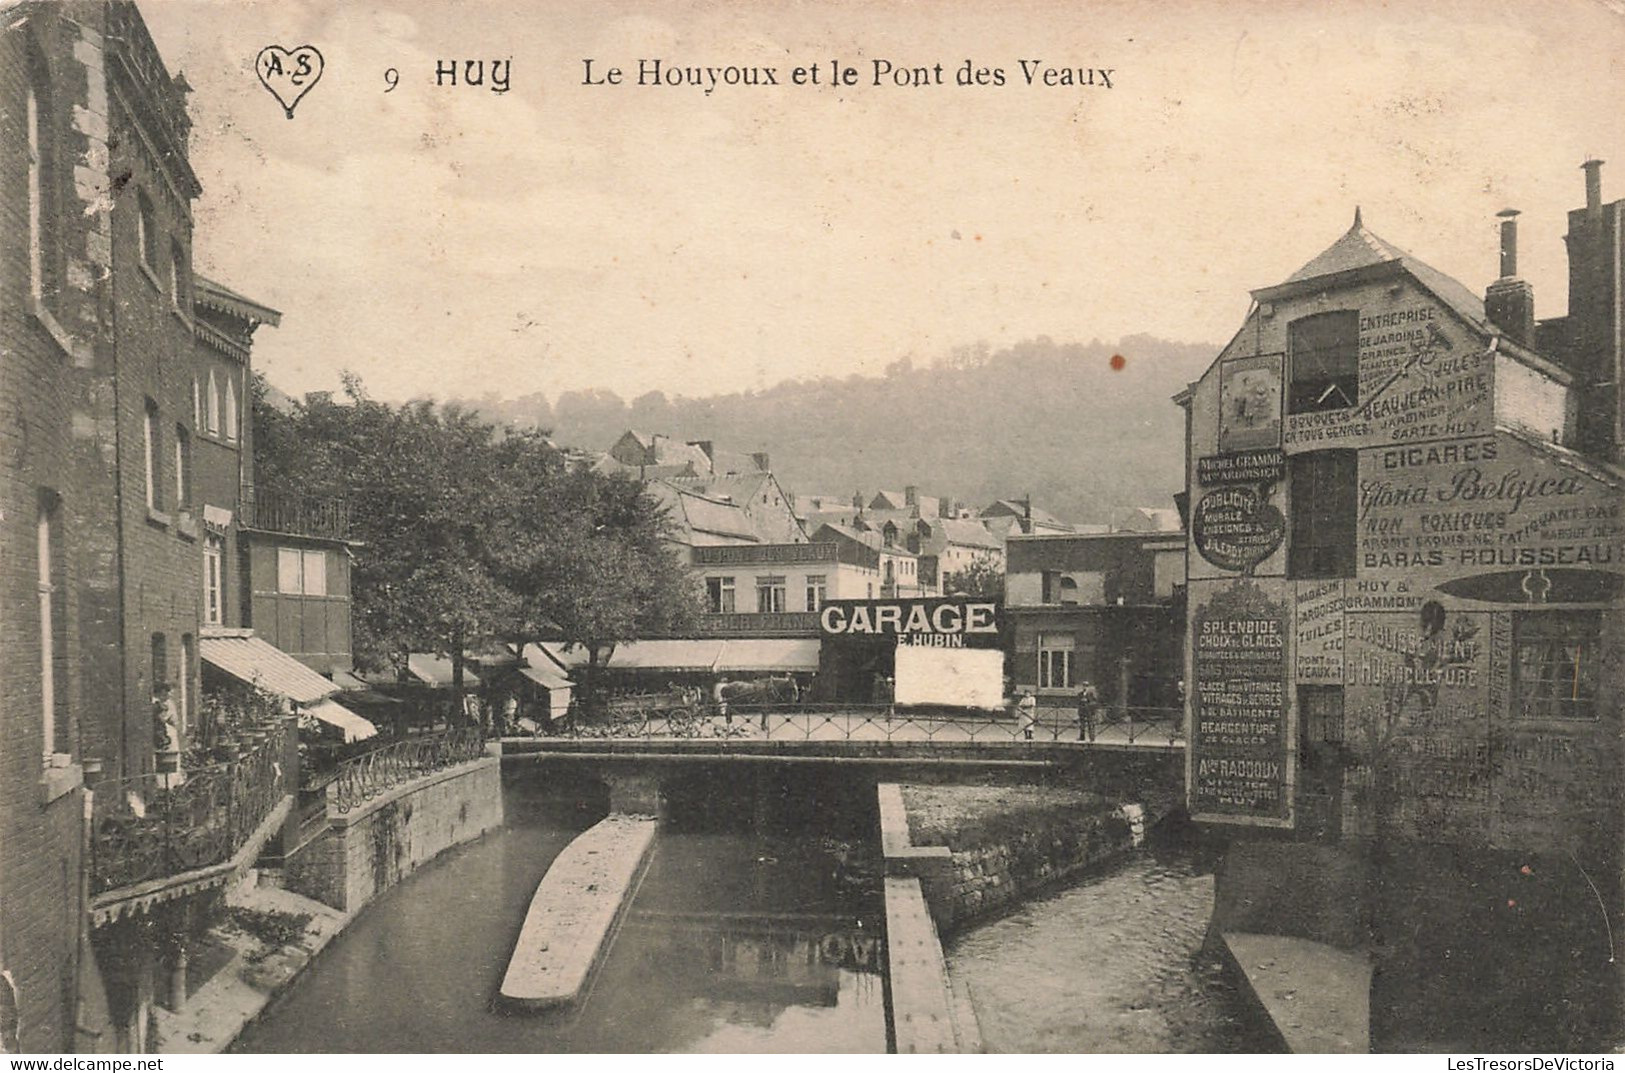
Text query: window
805 574 827 611
192 378 202 428
174 424 192 508
1058 576 1079 605
302 549 327 596
206 370 219 435
38 494 66 758
1288 310 1359 413
143 400 162 510
1514 612 1600 721
151 633 168 691
203 534 224 625
756 575 787 613
706 576 736 613
179 634 194 737
224 377 238 442
26 83 44 302
171 239 188 309
1038 632 1075 691
137 189 160 274
277 547 328 595
1288 450 1356 579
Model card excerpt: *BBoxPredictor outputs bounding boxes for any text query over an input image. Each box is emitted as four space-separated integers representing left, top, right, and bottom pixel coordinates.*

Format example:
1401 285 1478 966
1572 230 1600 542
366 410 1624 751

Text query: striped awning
200 633 338 704
303 698 377 742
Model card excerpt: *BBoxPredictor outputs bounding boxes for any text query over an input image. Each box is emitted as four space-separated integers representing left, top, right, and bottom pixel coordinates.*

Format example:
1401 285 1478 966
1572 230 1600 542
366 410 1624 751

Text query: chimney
1023 496 1033 523
853 491 864 510
904 485 918 508
751 451 770 472
1566 159 1624 460
1584 158 1604 223
1484 209 1535 347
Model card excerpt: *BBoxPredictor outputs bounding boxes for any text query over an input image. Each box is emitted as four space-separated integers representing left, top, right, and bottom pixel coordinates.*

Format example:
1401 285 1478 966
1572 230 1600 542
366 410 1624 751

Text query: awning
607 640 727 671
329 668 369 691
714 638 820 673
406 653 482 688
518 664 573 691
302 698 378 742
200 633 338 704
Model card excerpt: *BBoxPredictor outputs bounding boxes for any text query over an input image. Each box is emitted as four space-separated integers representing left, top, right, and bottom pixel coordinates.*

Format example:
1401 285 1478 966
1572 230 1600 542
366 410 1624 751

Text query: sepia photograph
1 0 1622 1057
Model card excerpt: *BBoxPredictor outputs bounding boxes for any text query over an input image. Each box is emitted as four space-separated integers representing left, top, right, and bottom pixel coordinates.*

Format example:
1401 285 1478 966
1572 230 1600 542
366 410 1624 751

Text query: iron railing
523 703 1185 748
330 726 487 814
90 722 291 896
239 482 350 540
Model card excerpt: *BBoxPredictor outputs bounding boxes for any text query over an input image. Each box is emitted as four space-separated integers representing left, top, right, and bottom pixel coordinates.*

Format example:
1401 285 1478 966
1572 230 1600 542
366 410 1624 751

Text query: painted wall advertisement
1190 580 1293 826
1355 432 1625 603
1218 353 1282 451
1283 305 1491 451
1192 448 1286 576
1295 579 1344 683
1344 602 1492 842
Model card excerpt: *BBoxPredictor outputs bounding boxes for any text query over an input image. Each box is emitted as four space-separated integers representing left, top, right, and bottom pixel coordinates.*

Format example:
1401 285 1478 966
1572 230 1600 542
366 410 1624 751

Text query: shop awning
302 698 378 742
714 639 820 673
608 640 727 671
200 632 338 704
518 664 573 691
405 653 482 688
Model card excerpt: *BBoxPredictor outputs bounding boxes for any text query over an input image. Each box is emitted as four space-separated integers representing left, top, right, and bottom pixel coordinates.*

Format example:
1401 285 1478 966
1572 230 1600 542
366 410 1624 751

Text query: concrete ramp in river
499 814 659 1010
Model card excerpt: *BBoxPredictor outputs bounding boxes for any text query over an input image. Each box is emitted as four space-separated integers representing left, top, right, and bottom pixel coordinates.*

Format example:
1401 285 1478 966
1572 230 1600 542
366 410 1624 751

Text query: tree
943 557 1005 599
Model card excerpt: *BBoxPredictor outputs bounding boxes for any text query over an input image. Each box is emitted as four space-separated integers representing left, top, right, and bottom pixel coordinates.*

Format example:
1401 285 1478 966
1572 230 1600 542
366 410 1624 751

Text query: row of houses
2 2 367 1051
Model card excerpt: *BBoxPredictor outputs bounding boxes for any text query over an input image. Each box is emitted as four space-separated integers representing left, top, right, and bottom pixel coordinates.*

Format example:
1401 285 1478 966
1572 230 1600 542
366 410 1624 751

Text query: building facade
1178 177 1624 1049
1005 532 1185 713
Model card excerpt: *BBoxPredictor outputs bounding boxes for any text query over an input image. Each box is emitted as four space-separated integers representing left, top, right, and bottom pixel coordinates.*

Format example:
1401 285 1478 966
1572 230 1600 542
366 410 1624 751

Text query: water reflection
235 776 887 1053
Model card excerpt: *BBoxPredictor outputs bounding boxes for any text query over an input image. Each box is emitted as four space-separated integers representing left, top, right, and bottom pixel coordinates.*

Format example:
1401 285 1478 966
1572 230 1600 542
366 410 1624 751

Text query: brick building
1004 531 1186 714
1177 171 1625 1049
2 2 329 1051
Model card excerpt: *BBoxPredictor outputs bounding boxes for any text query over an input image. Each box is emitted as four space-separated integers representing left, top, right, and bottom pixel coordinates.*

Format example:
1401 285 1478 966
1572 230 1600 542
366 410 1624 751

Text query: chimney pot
1583 159 1605 221
1496 208 1520 278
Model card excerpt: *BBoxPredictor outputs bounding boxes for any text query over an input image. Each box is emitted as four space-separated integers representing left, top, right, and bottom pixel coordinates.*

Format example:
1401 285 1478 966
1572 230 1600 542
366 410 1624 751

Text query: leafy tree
943 557 1005 599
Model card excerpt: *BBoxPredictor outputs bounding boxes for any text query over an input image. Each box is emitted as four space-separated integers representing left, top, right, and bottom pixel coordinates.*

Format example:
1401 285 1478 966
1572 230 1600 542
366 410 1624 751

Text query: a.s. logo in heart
256 45 324 119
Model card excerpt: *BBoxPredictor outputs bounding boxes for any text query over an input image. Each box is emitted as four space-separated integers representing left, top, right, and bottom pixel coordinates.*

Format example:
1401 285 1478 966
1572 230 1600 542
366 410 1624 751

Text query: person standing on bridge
1076 681 1100 742
1017 689 1037 740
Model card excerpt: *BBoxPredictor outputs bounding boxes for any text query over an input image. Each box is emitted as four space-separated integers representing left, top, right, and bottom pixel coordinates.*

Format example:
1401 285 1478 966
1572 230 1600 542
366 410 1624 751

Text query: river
236 776 1273 1053
945 822 1282 1053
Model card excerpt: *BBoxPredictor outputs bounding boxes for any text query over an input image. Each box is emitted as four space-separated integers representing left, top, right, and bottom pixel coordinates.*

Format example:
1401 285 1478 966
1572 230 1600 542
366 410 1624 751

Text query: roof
1264 211 1488 331
982 499 1071 531
1112 507 1183 534
518 664 574 691
713 638 820 673
647 481 760 543
193 276 283 327
936 517 1004 550
537 639 814 674
199 633 338 704
406 653 482 688
302 698 378 742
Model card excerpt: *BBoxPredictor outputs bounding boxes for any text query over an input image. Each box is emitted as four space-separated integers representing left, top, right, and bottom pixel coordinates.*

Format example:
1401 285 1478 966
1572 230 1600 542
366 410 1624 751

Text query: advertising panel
1218 353 1282 451
1189 579 1293 826
1295 579 1344 683
1344 603 1492 842
817 597 1002 647
1283 305 1492 452
1355 432 1625 603
893 645 1005 709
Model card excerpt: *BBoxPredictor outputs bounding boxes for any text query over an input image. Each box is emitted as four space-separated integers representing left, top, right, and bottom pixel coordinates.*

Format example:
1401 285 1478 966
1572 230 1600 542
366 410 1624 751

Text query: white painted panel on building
894 645 1004 709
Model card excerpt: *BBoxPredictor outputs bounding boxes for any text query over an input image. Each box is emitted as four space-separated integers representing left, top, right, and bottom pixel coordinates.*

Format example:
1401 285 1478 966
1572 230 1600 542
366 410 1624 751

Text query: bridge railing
330 726 487 814
526 703 1184 747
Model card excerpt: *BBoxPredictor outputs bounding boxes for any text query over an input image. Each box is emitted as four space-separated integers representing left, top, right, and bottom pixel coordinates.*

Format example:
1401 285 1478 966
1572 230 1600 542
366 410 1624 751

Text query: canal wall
285 754 504 913
881 781 1175 932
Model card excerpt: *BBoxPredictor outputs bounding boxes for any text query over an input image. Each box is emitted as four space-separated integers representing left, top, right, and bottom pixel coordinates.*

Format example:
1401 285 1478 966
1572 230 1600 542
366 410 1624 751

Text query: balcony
89 721 293 911
240 482 350 540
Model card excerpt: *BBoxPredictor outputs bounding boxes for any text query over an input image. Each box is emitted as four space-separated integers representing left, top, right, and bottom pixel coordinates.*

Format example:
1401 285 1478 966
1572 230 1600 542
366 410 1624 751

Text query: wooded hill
452 335 1219 527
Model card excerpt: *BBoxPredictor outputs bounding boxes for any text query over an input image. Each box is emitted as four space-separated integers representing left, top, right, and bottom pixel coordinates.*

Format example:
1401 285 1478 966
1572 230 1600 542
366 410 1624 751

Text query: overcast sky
142 0 1625 404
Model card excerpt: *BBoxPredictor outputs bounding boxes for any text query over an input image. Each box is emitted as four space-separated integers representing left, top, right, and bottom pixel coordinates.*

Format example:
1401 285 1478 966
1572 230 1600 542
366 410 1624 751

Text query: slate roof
1267 211 1489 331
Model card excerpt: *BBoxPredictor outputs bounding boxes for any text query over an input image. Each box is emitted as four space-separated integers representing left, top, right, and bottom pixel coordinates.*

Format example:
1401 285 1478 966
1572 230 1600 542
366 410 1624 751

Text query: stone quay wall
883 781 1174 932
285 754 503 914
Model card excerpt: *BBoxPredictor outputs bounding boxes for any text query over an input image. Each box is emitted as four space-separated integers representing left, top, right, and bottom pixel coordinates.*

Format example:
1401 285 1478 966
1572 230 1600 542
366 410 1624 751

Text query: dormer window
1288 310 1359 413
